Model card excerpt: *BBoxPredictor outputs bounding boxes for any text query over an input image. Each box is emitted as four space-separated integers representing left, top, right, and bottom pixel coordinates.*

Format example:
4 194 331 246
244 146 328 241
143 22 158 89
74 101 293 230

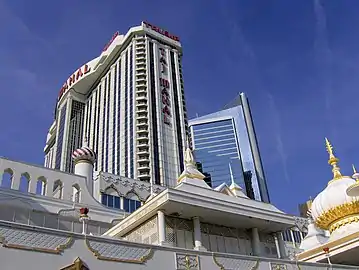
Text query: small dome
72 146 96 164
311 138 359 233
311 176 357 232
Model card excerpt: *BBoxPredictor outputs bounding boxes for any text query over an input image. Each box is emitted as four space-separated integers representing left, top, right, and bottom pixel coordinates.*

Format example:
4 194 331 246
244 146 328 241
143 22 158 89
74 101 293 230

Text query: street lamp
79 207 90 235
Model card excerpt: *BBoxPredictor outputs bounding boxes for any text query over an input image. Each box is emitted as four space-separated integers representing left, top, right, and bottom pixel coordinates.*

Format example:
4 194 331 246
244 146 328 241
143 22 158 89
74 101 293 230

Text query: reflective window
101 193 121 210
123 198 141 213
192 119 245 190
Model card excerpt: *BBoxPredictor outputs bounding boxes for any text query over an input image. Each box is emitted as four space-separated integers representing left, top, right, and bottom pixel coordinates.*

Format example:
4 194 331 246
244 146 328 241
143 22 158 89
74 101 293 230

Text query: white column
251 228 261 256
74 160 94 196
120 197 124 210
274 234 281 258
290 229 296 248
192 217 206 251
10 172 20 190
157 210 167 245
274 232 287 259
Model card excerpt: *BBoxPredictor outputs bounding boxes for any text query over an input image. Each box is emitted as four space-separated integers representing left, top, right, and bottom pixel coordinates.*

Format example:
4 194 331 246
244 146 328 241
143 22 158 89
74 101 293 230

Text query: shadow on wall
0 169 111 235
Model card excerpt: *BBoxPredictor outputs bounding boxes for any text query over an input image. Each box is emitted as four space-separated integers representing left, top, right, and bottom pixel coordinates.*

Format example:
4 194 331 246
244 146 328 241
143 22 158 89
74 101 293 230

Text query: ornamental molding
101 174 164 200
85 238 154 263
60 257 89 270
315 201 359 231
212 254 259 270
294 217 309 232
0 226 73 254
175 253 199 270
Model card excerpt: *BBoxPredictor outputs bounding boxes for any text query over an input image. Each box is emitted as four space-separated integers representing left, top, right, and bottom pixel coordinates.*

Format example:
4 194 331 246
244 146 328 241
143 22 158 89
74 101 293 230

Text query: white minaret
228 163 247 198
72 139 96 196
176 137 208 188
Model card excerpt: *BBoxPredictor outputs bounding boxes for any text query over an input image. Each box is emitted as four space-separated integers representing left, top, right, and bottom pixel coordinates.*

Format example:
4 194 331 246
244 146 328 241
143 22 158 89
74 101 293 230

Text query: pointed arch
123 189 142 213
36 176 47 195
72 184 81 203
104 185 120 196
53 179 63 199
1 168 13 189
19 172 30 193
125 189 141 200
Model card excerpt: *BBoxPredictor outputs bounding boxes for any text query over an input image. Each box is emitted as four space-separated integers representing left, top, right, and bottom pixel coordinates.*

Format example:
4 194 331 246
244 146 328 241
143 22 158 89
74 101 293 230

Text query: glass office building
189 93 269 203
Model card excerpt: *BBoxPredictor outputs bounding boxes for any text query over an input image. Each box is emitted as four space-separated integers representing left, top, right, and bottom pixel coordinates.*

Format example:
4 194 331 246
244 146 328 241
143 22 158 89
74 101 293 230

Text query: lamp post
79 207 90 235
323 247 332 265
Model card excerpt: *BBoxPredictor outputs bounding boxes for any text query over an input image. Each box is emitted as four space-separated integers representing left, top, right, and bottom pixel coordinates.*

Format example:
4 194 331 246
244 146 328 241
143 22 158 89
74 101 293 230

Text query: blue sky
1 0 359 215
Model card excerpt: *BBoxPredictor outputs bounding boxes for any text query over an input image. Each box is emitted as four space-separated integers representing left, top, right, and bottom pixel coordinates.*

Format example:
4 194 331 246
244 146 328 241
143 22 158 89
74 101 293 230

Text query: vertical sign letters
159 47 171 126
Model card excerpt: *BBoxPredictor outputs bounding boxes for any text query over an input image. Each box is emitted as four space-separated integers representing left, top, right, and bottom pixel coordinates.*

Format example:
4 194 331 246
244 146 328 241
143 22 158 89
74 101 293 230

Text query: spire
352 164 359 182
228 162 244 196
325 138 342 180
177 136 206 183
184 136 196 165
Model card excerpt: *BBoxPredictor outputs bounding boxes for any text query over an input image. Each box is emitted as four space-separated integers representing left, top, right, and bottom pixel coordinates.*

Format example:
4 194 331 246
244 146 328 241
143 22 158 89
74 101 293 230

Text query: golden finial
325 138 342 180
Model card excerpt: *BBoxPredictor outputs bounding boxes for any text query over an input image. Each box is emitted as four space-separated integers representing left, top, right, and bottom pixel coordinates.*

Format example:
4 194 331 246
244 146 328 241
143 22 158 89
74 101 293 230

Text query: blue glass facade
192 119 245 191
189 104 267 202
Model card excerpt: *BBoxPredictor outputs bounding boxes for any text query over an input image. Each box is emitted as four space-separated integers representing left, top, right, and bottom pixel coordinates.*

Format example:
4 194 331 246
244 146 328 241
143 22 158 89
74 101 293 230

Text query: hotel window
101 193 121 209
123 192 141 213
55 103 67 170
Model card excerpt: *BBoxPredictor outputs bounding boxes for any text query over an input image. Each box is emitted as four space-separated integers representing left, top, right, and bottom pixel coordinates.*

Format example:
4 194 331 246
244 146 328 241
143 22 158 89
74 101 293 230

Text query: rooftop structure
298 138 359 266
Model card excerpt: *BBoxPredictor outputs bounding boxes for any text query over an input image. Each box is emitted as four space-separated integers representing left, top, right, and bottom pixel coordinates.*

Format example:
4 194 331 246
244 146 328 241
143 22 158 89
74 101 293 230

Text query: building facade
189 93 269 203
0 140 341 268
44 22 189 187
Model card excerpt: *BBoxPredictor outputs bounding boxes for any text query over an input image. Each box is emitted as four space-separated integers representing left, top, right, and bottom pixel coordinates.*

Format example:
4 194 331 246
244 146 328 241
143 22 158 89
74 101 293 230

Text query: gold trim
74 159 94 165
297 229 359 260
0 235 73 254
60 257 89 270
329 214 359 233
315 200 359 231
177 173 205 183
325 138 343 181
85 238 154 264
212 254 259 270
347 181 359 194
177 254 199 270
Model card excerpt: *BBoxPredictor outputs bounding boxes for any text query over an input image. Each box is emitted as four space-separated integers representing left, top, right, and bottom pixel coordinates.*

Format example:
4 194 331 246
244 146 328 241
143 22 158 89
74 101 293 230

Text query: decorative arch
19 172 30 193
72 184 81 203
53 179 63 199
1 168 14 189
36 176 47 195
123 190 142 213
104 185 120 196
125 189 142 201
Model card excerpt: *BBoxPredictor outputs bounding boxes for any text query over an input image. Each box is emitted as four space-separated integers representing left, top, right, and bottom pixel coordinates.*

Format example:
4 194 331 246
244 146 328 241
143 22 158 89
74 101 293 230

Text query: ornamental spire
325 138 342 180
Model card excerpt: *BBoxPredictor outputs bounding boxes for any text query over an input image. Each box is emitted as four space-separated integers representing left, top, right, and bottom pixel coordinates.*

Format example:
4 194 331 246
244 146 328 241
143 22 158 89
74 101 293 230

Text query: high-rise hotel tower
43 22 189 187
